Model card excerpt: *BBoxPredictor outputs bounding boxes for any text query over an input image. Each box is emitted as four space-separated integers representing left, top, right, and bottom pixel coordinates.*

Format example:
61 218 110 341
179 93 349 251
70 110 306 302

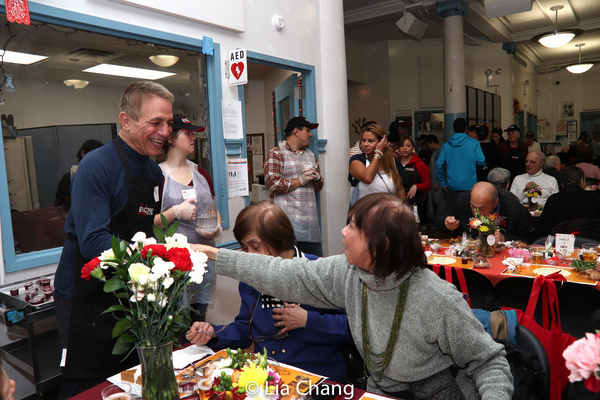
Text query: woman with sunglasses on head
186 201 352 382
349 123 406 207
191 194 513 399
155 114 222 323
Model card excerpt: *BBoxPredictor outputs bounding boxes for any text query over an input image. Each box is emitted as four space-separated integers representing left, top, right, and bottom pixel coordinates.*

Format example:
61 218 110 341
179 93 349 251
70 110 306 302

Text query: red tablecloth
427 244 600 290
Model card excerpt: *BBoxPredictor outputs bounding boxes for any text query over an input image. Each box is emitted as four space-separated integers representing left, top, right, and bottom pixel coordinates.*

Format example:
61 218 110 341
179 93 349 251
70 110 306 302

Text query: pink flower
563 333 600 382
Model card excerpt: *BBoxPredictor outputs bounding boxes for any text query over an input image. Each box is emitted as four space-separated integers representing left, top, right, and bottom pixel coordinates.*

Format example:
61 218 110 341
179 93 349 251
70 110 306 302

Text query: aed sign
228 48 247 86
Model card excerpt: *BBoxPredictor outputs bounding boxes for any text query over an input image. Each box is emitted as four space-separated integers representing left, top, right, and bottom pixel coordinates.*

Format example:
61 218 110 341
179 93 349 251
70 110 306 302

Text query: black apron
64 138 159 380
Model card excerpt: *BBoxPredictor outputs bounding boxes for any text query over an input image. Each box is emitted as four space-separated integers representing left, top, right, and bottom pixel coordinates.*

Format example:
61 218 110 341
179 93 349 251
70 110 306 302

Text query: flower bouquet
81 218 207 400
563 332 600 393
469 209 506 257
523 181 542 210
200 348 283 400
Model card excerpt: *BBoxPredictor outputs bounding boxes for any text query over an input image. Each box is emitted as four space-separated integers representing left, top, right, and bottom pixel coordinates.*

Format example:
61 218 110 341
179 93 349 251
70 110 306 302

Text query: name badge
181 189 196 200
154 186 159 202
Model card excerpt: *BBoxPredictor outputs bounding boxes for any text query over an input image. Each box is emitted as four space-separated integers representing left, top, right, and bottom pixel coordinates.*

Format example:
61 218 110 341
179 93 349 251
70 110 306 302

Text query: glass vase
478 231 495 258
527 196 535 210
137 341 178 400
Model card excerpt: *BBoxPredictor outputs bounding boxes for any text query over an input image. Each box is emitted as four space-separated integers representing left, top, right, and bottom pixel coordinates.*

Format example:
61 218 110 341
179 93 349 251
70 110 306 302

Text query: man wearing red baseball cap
264 116 324 256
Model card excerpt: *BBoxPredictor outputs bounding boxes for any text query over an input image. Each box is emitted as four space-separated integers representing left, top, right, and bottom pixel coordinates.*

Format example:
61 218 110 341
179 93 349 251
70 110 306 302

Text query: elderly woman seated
186 201 353 382
192 194 513 399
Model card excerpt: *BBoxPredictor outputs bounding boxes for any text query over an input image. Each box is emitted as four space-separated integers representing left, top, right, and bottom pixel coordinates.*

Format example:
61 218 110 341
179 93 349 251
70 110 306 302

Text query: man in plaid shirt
264 116 324 256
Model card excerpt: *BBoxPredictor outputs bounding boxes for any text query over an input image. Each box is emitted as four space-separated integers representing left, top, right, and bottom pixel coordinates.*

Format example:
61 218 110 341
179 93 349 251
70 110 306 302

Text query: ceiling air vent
66 48 116 62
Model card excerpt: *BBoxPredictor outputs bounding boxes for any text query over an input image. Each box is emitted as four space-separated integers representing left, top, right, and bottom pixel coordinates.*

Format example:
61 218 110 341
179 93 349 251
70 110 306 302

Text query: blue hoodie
436 132 485 191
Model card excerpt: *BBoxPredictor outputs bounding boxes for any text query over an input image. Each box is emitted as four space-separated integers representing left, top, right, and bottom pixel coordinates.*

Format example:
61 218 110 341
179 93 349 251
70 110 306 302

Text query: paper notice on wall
222 100 243 139
227 158 249 198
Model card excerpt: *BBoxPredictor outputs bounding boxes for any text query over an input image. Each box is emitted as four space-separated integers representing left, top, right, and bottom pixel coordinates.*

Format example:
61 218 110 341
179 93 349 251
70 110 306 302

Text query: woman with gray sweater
189 193 513 399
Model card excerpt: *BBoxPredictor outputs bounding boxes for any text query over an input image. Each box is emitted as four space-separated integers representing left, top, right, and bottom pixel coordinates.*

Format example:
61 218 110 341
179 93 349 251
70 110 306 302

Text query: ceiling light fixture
149 55 180 67
566 43 594 74
63 79 90 89
0 50 47 65
63 59 89 89
83 63 176 80
532 5 582 49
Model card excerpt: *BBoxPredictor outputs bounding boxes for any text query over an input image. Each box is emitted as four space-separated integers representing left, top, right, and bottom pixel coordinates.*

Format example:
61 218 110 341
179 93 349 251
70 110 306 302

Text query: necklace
361 276 411 382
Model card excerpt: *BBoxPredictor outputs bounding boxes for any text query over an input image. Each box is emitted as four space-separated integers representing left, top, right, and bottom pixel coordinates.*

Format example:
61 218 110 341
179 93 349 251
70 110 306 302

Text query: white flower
130 291 145 302
172 233 188 244
165 235 187 250
129 263 150 285
163 276 174 289
131 232 147 243
99 249 118 268
151 259 174 278
146 293 156 302
142 237 157 246
189 269 205 284
190 251 208 269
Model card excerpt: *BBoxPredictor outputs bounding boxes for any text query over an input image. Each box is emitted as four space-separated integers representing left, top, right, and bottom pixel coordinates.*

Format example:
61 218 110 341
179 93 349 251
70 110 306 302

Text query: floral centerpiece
201 348 283 400
563 331 600 393
523 181 542 210
469 209 506 257
81 218 207 400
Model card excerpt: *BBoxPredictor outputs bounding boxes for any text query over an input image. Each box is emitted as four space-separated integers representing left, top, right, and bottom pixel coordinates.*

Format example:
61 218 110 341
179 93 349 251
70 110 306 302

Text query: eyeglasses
248 297 290 343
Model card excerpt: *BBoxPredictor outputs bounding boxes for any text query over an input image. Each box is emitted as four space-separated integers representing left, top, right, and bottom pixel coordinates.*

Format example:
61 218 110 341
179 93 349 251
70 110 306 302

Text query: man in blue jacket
436 117 485 204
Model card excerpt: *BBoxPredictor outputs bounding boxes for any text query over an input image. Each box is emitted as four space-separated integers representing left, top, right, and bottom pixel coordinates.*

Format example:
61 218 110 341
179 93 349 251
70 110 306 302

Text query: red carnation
142 244 167 259
166 247 193 271
81 257 101 281
585 376 600 393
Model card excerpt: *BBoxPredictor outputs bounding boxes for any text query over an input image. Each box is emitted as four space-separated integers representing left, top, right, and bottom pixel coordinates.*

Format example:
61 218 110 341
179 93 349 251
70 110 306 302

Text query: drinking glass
530 246 545 265
581 243 598 262
101 383 132 400
195 196 218 231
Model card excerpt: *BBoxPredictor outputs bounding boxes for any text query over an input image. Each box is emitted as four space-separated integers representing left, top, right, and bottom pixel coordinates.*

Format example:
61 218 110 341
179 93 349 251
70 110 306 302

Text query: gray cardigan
215 250 513 399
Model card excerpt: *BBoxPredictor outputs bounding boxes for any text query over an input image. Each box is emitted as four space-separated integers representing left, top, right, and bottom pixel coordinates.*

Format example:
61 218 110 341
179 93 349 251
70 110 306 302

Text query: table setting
421 234 600 288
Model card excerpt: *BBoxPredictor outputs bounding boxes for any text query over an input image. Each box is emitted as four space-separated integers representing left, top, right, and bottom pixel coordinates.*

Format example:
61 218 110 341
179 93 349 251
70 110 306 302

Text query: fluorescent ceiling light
0 50 47 65
83 63 176 80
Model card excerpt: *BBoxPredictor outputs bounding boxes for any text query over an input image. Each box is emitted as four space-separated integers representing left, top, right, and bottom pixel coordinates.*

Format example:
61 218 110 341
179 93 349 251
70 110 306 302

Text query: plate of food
428 255 457 265
532 267 571 277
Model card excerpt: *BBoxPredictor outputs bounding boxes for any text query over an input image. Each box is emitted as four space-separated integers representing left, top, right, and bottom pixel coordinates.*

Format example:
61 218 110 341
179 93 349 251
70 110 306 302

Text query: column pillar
437 0 469 140
317 0 349 256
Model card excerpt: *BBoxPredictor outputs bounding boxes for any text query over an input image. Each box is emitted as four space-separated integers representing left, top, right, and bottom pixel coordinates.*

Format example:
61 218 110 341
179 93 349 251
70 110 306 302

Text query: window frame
0 3 228 272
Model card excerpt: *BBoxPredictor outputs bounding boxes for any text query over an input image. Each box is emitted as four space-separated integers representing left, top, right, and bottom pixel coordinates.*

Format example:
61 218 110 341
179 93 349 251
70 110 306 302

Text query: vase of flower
527 196 535 210
137 341 178 400
478 230 496 258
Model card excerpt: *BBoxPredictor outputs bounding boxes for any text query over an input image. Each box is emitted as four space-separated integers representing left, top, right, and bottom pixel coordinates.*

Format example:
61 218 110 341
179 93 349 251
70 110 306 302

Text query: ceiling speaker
396 12 429 41
484 0 532 19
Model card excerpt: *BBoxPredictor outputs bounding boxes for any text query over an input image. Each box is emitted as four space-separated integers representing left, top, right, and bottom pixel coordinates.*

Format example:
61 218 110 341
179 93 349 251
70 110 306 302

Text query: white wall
1 0 350 317
347 37 528 139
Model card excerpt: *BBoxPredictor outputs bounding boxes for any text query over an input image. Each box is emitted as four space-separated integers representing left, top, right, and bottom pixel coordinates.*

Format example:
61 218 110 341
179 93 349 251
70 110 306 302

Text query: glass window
0 14 210 263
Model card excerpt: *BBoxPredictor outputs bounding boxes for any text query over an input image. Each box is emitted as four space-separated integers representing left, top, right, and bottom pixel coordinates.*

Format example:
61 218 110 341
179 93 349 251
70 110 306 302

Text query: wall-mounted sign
228 48 247 87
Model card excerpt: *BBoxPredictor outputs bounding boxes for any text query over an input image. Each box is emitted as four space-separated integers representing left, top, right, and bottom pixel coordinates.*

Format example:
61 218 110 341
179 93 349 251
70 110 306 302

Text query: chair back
555 281 600 338
514 324 550 399
550 219 600 243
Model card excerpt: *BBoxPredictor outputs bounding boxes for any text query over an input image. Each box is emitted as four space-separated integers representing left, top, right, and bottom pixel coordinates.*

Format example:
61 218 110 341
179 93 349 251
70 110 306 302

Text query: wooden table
426 243 600 290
